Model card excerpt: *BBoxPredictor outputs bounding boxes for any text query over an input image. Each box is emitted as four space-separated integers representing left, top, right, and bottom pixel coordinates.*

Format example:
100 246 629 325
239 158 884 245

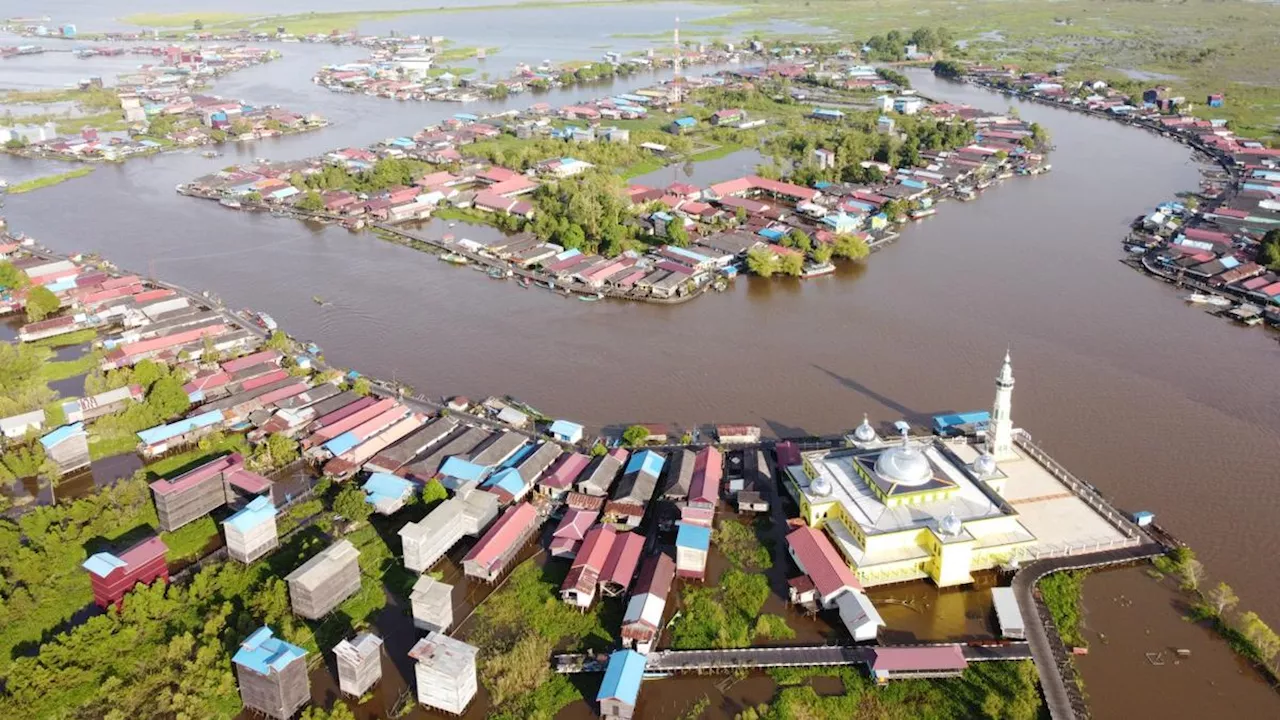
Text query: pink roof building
549 508 600 558
462 503 540 582
786 525 861 606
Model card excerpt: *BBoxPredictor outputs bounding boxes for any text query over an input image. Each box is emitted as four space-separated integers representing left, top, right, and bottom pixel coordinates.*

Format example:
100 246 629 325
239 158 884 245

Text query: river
3 15 1280 718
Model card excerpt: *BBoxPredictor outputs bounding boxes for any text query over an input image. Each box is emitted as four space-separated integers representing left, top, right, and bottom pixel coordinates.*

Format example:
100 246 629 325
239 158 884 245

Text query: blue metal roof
664 246 711 264
82 551 126 578
673 116 696 127
626 450 665 478
233 626 307 676
596 649 646 705
676 522 711 550
500 443 536 469
811 107 844 117
453 113 479 122
323 431 360 457
482 467 525 496
40 422 85 449
363 472 413 506
549 419 584 440
225 496 277 532
758 228 785 241
136 410 224 446
439 457 489 482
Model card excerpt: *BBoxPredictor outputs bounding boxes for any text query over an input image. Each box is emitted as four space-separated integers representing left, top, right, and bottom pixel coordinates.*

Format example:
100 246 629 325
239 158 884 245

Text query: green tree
745 247 781 277
1260 230 1280 270
832 233 870 260
251 433 299 471
192 19 203 31
422 478 448 507
146 375 191 420
811 243 834 264
0 261 29 290
589 441 607 457
333 483 373 523
621 425 650 446
666 218 690 247
24 285 60 323
352 377 372 396
264 331 291 351
1205 581 1239 617
779 253 804 277
294 190 324 213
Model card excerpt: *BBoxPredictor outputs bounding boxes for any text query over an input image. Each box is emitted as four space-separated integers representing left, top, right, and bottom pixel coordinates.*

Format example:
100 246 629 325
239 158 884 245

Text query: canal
3 13 1280 719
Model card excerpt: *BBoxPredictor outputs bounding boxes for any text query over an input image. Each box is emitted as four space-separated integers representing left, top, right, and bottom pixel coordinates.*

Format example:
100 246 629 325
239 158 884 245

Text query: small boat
219 198 241 209
910 208 936 220
440 253 469 265
578 292 604 302
202 150 219 159
801 262 836 278
312 295 328 306
517 277 531 289
255 313 278 331
486 267 511 279
1184 292 1212 304
1205 295 1232 308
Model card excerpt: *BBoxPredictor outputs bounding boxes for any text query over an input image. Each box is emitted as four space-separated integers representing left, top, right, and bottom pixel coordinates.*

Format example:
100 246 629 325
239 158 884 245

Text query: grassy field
8 167 95 195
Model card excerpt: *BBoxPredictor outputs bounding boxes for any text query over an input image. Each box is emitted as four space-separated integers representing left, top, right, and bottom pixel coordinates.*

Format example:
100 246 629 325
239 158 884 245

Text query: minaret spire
987 350 1016 460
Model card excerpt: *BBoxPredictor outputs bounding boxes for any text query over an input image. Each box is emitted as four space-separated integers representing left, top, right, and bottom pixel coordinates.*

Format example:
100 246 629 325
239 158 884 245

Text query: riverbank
939 64 1280 337
5 166 94 193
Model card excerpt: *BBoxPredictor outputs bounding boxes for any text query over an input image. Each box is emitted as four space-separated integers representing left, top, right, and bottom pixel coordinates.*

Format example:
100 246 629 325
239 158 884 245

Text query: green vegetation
471 561 616 719
714 517 774 571
23 285 61 322
160 515 221 562
333 483 373 524
7 167 96 195
247 432 300 472
120 12 247 28
0 260 29 290
1258 229 1280 271
621 424 650 446
754 614 797 641
81 361 198 459
28 327 97 348
0 439 53 483
37 348 101 383
1157 547 1280 681
0 342 57 417
761 661 1042 719
1039 570 1088 648
671 568 770 648
421 477 448 507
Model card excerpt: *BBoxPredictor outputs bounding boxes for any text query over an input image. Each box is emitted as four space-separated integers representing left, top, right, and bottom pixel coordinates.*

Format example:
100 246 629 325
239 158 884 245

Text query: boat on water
219 198 241 209
540 280 556 290
253 312 278 331
910 208 937 220
579 293 604 302
202 150 219 159
1205 295 1233 307
1185 292 1212 304
801 262 836 278
312 295 328 306
440 253 469 265
487 267 511 279
517 277 531 288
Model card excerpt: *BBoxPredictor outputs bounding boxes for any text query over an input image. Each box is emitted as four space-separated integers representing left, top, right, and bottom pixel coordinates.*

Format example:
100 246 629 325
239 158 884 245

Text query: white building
410 575 454 632
410 633 479 715
334 632 383 697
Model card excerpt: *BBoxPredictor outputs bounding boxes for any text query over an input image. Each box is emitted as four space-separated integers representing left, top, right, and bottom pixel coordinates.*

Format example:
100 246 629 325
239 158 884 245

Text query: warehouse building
286 539 361 619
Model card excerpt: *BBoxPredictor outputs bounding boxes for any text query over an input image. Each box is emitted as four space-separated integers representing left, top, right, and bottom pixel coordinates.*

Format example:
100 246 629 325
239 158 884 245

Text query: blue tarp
233 627 306 675
225 496 277 532
596 649 646 705
676 522 711 550
40 422 85 449
758 228 785 241
932 411 990 434
663 246 712 265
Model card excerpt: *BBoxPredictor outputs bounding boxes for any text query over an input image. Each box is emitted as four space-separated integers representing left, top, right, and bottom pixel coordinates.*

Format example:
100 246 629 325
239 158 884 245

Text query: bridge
553 641 1032 675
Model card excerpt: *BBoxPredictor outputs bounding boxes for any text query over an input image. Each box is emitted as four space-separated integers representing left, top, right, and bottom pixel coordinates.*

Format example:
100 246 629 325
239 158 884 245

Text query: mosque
781 352 1133 588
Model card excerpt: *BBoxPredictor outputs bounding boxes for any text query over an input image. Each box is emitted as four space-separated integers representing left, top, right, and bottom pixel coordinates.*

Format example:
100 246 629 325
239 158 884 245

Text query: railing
1014 432 1142 540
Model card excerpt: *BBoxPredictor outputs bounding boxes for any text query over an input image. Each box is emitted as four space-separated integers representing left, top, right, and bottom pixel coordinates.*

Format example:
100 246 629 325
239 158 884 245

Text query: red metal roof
600 531 645 588
689 446 722 505
463 502 538 569
221 350 282 373
786 525 861 598
632 552 675 600
871 645 968 672
574 524 616 571
552 508 599 541
542 452 591 489
150 453 241 496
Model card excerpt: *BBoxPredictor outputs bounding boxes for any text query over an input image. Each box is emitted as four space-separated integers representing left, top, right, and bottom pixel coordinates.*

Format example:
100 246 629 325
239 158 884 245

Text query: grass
437 46 500 63
688 142 745 163
159 515 221 562
620 156 666 179
143 434 250 479
37 349 100 383
88 433 141 460
1040 570 1088 648
714 516 774 571
0 86 120 112
28 328 98 348
120 12 248 28
7 167 96 194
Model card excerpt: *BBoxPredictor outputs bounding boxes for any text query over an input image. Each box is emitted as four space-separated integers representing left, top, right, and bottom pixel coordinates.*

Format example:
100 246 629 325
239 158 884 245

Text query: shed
362 472 414 514
462 502 540 582
991 586 1025 639
40 422 90 475
835 589 884 642
411 575 454 632
675 522 711 580
286 539 361 619
233 626 310 720
334 632 383 697
869 645 968 683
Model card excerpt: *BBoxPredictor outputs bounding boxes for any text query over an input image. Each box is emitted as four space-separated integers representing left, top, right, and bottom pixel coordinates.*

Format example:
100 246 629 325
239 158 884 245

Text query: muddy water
4 17 1280 718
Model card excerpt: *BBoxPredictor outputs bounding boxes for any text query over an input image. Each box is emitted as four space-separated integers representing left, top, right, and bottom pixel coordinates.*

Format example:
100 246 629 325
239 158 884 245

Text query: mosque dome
973 453 998 478
938 510 963 537
874 441 933 486
810 475 833 497
853 414 877 443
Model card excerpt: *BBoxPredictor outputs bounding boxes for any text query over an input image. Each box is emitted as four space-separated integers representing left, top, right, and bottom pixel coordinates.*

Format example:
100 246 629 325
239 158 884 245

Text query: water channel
3 12 1280 718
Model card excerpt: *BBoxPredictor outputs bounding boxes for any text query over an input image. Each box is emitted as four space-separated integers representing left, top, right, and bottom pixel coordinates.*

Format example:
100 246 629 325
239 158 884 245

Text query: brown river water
3 33 1279 717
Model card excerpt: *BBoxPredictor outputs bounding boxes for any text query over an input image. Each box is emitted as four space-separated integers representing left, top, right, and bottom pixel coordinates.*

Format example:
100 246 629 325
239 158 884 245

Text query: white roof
835 588 884 630
623 591 665 628
991 586 1024 634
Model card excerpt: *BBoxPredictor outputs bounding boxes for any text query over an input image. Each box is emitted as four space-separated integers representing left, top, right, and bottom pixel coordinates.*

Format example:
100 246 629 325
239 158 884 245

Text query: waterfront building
687 446 722 509
233 626 310 720
549 506 599 558
400 481 499 572
992 586 1025 640
462 502 540 582
597 649 647 720
286 539 361 619
675 521 711 580
362 472 414 514
410 633 479 715
659 448 695 501
82 536 169 609
223 496 279 563
0 408 46 439
869 646 968 684
149 453 272 531
334 632 383 697
578 447 627 496
410 575 454 632
61 384 144 423
781 353 1136 588
40 422 90 475
548 419 585 444
621 553 675 653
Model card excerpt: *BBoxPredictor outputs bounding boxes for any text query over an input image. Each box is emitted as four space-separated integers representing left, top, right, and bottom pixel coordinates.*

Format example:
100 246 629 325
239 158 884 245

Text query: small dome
810 475 833 497
853 414 877 443
938 510 963 537
973 453 997 477
873 442 933 486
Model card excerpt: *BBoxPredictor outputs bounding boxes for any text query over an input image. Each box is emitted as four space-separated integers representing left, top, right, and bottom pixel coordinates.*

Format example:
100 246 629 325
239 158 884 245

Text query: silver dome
810 475 833 497
973 453 997 477
938 510 963 537
853 414 877 443
874 441 932 487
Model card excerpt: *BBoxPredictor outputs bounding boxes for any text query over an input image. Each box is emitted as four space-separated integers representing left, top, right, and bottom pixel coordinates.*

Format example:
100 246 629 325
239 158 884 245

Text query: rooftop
233 626 307 676
597 649 646 705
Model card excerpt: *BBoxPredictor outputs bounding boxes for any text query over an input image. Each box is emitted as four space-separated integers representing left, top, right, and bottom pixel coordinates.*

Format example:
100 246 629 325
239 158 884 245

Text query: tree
422 478 448 507
0 261 29 290
745 247 780 277
24 285 60 323
832 232 870 260
146 375 191 420
666 218 689 247
621 425 650 446
352 377 372 396
981 691 1005 719
264 331 291 351
333 483 372 523
1205 582 1239 617
1177 557 1205 592
1260 229 1280 270
251 433 299 471
589 441 607 457
811 243 834 264
779 253 804 277
1238 612 1280 670
294 190 324 213
192 19 203 31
